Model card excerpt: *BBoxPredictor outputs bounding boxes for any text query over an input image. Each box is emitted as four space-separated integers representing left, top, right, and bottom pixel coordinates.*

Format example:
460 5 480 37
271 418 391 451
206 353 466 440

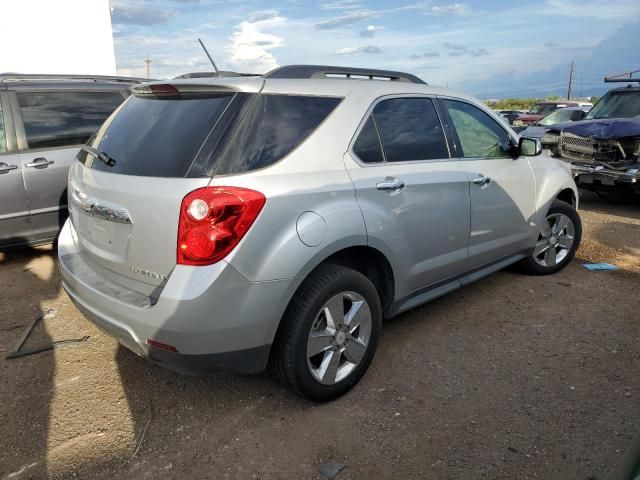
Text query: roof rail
264 65 426 84
172 71 262 79
604 69 640 83
0 73 149 84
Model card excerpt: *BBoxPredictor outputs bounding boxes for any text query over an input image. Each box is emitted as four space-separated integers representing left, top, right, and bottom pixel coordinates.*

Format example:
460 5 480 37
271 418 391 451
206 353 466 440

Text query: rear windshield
78 94 236 177
78 91 341 178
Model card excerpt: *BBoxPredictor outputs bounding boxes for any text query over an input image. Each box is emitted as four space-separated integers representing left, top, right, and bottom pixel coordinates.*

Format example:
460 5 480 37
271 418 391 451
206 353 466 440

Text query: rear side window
0 102 6 153
356 97 449 163
353 117 384 163
17 91 125 149
214 95 341 175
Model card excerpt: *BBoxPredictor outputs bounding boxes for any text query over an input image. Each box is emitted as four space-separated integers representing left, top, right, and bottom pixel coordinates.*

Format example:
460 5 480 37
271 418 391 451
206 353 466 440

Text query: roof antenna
198 38 219 75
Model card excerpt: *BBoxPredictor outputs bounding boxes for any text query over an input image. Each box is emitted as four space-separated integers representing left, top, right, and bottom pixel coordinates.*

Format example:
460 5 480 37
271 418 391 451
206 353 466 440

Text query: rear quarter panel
216 92 370 282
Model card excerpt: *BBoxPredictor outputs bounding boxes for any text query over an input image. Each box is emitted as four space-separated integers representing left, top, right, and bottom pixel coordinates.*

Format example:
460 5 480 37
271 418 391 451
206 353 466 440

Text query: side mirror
518 136 542 156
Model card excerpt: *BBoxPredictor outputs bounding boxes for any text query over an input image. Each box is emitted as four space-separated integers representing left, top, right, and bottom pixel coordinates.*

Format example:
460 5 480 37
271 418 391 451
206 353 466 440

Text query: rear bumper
58 219 297 374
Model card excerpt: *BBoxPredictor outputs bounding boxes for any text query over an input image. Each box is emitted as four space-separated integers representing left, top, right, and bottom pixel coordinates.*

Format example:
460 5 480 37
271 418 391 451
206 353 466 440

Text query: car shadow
0 241 60 479
579 190 640 220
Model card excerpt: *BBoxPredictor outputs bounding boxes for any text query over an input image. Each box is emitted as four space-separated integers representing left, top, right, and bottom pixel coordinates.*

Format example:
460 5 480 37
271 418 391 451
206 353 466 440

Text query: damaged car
541 82 640 194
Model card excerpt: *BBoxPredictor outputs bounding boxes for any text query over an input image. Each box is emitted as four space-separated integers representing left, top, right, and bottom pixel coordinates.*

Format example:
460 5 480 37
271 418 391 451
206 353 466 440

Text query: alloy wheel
306 291 372 385
533 212 576 267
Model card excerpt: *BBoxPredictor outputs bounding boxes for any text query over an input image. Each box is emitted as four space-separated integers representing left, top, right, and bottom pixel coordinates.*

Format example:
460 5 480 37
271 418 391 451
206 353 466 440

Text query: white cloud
321 0 361 9
333 45 381 55
247 10 280 22
426 3 471 16
226 14 285 73
544 0 640 18
315 10 376 29
111 3 173 25
359 25 385 37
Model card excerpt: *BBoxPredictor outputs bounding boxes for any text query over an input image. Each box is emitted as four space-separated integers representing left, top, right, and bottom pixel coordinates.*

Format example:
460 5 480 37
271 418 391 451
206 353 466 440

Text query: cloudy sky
110 0 640 98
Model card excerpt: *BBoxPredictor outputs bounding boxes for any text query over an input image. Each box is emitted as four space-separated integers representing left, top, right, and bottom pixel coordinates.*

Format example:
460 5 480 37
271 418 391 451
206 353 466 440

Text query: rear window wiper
81 145 117 167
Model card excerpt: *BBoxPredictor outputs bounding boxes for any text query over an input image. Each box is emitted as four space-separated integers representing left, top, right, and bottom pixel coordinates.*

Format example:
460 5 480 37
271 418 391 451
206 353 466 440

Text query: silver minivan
0 74 141 250
59 66 581 401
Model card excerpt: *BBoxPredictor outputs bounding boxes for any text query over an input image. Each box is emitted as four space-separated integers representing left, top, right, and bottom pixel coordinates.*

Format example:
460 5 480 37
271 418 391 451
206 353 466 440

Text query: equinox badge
129 266 167 280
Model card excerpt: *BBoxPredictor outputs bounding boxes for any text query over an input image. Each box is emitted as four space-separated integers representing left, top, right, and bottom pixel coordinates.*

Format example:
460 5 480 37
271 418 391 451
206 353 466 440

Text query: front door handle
376 177 406 191
0 162 19 174
472 175 491 186
25 157 55 169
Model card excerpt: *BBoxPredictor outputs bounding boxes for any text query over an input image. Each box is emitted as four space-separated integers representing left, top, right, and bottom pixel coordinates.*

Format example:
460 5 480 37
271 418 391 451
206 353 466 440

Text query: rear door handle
472 175 491 186
25 157 55 169
376 177 406 191
0 162 19 174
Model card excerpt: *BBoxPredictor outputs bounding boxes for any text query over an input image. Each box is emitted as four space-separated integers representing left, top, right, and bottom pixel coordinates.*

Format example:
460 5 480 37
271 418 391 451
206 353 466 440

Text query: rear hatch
68 79 263 297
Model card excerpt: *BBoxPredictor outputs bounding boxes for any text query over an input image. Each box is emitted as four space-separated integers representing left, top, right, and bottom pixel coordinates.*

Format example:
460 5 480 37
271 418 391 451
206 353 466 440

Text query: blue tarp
582 263 619 271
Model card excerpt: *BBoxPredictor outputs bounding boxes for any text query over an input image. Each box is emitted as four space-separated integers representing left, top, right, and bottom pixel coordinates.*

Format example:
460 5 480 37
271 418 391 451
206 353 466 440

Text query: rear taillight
177 186 266 266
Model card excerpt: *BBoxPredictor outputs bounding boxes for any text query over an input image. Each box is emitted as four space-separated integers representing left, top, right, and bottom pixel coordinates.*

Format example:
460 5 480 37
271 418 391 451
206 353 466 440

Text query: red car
513 101 581 127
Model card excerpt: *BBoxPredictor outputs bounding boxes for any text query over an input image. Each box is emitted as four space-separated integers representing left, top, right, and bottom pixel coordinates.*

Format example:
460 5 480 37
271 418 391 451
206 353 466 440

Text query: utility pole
580 71 583 97
144 53 152 79
567 60 574 100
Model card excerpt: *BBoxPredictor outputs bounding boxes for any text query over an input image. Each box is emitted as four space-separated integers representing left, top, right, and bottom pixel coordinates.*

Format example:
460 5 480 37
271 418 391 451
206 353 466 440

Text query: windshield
528 103 563 116
586 90 640 119
539 109 575 126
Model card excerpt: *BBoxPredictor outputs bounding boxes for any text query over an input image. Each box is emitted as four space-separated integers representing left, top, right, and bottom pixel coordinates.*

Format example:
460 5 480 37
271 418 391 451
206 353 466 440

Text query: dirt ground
1 193 639 480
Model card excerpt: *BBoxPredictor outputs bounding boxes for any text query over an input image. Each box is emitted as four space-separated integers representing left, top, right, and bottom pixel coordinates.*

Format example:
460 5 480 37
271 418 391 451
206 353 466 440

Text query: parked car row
519 107 587 139
512 100 592 128
495 109 527 125
0 74 143 250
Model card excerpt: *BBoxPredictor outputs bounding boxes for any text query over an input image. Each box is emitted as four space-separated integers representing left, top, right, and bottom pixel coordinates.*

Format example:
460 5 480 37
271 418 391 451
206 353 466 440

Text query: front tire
269 264 382 402
520 200 582 275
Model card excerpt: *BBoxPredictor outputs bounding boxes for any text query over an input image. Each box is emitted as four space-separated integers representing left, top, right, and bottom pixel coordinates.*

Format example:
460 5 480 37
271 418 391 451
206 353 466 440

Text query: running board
387 252 527 318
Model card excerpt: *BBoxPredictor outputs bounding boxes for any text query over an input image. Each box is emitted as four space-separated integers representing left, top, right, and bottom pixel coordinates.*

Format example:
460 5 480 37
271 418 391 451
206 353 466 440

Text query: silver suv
0 74 142 250
58 65 581 401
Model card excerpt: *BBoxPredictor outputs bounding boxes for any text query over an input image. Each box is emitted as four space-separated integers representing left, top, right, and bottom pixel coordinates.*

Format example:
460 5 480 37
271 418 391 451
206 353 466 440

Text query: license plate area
75 212 132 261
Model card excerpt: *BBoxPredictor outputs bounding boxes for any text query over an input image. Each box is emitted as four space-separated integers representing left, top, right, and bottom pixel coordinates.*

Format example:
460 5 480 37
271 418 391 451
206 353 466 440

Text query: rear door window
371 97 449 162
17 91 125 149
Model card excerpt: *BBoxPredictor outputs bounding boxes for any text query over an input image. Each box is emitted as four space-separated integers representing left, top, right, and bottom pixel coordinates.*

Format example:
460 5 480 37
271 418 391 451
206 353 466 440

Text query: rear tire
269 264 382 402
520 200 582 275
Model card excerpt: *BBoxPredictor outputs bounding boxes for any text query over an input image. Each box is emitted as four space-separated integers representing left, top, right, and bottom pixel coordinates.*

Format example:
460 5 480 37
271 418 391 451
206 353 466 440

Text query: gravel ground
1 193 639 480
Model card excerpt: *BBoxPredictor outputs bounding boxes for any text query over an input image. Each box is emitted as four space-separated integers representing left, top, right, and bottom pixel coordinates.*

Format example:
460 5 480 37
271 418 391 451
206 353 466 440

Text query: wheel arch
314 245 396 315
555 187 577 207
